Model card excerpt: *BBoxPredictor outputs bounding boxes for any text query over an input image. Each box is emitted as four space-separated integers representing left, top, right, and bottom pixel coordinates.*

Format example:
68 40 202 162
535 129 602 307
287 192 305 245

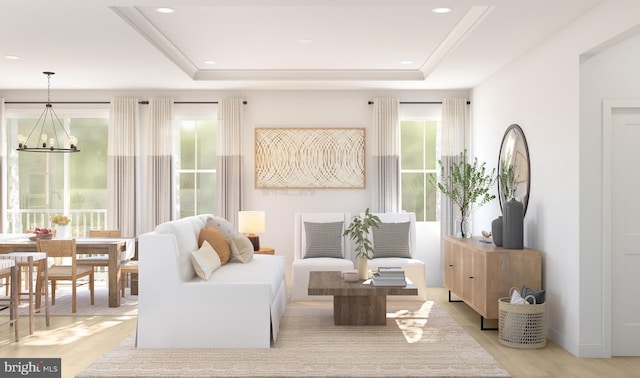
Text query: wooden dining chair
77 229 121 269
120 260 138 297
36 239 94 313
79 229 138 297
0 259 19 341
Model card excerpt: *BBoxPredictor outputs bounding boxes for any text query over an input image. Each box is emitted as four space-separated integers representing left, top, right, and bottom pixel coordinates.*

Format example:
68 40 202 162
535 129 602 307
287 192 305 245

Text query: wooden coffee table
307 271 418 325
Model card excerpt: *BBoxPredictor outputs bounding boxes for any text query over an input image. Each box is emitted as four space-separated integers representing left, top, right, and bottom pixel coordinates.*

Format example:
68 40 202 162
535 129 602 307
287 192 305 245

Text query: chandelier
17 72 80 153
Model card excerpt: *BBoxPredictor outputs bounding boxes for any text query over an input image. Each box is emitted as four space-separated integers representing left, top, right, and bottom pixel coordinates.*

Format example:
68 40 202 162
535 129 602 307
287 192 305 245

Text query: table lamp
238 211 265 251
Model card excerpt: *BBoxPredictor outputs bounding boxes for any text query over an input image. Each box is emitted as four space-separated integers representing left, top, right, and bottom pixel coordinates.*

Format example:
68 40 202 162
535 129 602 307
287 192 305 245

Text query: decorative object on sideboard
502 198 524 249
343 208 381 280
430 149 496 238
491 216 504 247
480 230 492 243
16 72 80 153
238 211 265 251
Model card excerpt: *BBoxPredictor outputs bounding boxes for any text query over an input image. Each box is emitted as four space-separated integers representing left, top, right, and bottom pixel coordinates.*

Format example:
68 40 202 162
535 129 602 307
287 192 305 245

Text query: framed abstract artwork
255 127 365 189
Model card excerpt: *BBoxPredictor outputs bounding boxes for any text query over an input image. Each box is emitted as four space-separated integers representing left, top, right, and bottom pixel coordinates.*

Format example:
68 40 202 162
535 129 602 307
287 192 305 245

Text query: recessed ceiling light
4 55 20 60
204 61 217 65
156 7 175 14
299 38 314 44
401 60 414 65
432 7 452 14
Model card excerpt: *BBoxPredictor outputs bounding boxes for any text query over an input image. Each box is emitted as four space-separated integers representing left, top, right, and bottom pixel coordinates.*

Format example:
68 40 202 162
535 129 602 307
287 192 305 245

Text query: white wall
0 88 466 287
470 0 640 357
579 30 640 357
240 90 463 286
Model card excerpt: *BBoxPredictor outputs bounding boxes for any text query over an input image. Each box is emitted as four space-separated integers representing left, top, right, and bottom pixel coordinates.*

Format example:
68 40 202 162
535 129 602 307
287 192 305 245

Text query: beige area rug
77 300 510 378
0 282 138 317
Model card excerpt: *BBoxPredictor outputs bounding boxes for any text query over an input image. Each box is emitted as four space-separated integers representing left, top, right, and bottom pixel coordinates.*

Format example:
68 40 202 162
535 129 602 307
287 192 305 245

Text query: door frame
602 99 640 356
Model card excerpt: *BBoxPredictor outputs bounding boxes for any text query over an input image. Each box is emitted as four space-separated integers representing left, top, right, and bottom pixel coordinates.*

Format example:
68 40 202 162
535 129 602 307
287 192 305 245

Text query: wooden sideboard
443 236 542 321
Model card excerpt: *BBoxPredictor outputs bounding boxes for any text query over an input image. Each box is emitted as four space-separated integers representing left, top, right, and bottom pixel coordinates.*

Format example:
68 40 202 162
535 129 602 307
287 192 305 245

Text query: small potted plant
50 214 71 239
430 149 496 238
343 208 381 279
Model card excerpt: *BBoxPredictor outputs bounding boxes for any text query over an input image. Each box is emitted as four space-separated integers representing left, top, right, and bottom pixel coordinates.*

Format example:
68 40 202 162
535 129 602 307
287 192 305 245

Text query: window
176 119 217 218
400 119 439 222
5 112 108 235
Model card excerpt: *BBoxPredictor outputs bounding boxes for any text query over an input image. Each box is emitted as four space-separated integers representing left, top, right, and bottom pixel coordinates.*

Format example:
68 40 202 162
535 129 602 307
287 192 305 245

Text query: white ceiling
0 0 602 91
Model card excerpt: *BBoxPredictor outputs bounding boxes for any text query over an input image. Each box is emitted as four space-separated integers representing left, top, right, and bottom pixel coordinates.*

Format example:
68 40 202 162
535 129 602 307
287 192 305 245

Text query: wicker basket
498 289 546 349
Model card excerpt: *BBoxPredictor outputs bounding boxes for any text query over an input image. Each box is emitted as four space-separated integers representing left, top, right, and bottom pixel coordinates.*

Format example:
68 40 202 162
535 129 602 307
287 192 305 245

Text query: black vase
491 216 503 247
503 198 524 249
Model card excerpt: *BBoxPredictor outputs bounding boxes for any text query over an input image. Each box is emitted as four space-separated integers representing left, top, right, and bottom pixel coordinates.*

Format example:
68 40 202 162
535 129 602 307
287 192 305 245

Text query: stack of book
372 266 407 286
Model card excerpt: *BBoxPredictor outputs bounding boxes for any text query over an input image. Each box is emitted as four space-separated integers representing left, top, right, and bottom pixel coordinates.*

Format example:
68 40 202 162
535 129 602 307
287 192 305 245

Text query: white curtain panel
144 98 174 232
216 98 244 228
440 98 470 237
372 98 400 213
108 98 139 238
0 99 4 232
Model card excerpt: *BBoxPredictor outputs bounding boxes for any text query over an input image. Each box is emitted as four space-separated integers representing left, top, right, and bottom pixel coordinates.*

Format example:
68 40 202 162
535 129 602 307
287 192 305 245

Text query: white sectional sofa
136 214 287 349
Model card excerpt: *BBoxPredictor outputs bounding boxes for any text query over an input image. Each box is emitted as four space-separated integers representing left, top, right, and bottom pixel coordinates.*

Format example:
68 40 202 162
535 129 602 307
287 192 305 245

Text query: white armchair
290 212 354 301
367 212 427 301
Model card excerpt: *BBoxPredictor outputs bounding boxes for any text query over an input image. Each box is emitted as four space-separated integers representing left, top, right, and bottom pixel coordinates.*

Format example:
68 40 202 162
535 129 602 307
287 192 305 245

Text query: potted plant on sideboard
343 208 381 279
430 149 496 238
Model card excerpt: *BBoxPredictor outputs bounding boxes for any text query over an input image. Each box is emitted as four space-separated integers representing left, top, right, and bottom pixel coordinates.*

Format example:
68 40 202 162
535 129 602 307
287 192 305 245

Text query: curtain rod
4 100 247 105
367 101 470 105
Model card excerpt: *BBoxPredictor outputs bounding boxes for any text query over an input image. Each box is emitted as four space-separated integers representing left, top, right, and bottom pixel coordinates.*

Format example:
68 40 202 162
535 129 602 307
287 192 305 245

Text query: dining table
0 236 135 307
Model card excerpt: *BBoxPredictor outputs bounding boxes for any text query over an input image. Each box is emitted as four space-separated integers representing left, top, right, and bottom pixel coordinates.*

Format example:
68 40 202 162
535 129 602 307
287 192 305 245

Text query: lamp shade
238 211 265 235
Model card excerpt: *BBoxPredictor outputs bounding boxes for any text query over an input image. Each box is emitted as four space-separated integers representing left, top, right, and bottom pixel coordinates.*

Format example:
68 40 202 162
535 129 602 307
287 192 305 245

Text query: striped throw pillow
303 221 344 258
372 222 411 258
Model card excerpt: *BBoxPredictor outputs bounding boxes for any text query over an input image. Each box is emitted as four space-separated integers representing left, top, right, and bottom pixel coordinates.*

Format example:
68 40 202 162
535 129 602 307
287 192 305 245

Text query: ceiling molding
112 6 426 82
0 1 599 90
194 69 425 81
420 6 494 79
111 6 198 78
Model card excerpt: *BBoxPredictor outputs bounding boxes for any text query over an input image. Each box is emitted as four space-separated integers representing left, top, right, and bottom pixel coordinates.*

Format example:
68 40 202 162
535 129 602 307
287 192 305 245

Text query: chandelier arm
49 105 70 148
23 107 50 147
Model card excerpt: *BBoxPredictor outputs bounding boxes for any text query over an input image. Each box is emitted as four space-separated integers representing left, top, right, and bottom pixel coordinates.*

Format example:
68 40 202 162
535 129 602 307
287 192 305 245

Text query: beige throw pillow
199 227 232 264
190 240 221 280
230 233 255 263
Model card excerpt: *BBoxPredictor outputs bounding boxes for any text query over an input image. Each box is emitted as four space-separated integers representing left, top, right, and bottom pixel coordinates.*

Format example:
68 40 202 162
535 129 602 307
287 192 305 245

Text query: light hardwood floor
0 315 137 378
429 286 640 378
0 287 638 378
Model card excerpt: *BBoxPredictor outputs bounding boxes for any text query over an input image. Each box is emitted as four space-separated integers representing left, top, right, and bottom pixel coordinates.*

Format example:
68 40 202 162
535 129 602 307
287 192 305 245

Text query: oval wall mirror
497 124 530 216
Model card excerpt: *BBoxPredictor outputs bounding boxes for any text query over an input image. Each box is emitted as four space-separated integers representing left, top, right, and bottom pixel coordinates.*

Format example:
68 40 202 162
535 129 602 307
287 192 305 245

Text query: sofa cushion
303 221 344 258
204 255 285 298
190 240 222 280
230 233 254 263
205 216 236 241
155 215 207 256
372 222 411 258
199 227 232 264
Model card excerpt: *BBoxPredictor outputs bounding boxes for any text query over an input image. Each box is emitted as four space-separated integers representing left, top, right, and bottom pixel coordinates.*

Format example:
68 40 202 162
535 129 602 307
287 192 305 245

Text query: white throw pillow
190 240 221 280
230 233 254 263
509 288 528 305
